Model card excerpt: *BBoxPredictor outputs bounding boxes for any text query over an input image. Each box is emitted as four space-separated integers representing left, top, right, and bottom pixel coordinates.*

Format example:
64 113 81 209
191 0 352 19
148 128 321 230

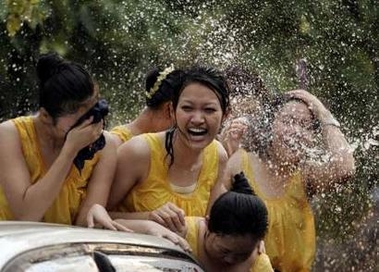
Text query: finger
160 211 177 232
167 204 186 229
100 220 118 231
112 221 134 233
87 214 95 228
150 212 168 228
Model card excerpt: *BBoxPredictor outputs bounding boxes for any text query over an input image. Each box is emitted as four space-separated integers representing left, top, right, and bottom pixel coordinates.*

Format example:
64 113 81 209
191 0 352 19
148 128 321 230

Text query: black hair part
37 52 94 121
145 67 184 109
208 172 268 241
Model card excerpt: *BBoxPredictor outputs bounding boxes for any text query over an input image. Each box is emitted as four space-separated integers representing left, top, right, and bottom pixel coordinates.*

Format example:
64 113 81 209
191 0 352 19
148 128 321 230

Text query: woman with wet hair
0 52 122 229
106 65 230 234
219 89 355 272
183 172 273 271
110 65 183 146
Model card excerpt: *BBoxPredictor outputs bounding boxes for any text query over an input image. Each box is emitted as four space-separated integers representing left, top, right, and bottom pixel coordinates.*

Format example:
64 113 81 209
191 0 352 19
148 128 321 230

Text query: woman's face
174 83 225 150
52 94 99 139
270 101 316 165
204 232 256 266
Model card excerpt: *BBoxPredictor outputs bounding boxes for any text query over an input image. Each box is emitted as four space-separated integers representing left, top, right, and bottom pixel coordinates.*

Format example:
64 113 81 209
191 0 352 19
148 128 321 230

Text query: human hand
64 117 104 154
87 204 133 232
286 89 334 123
221 117 248 156
145 222 192 253
148 202 186 233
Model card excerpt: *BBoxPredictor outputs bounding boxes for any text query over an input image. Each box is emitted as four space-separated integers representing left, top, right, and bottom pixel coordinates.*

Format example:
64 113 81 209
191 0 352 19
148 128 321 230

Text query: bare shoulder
0 120 21 149
117 133 151 160
215 140 228 163
227 148 246 170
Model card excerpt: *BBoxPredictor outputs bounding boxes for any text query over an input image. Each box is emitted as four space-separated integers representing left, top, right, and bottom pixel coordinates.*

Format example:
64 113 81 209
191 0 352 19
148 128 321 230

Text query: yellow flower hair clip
146 64 175 99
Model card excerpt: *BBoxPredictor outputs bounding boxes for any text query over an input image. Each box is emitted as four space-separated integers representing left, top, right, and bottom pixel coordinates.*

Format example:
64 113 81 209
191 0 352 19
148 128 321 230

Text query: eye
181 105 193 112
204 107 217 114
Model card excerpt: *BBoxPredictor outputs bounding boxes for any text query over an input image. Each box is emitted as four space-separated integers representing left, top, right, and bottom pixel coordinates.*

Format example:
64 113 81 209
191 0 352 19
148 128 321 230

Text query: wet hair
224 65 269 102
208 172 268 241
145 67 184 109
165 65 230 165
37 52 94 122
246 93 321 157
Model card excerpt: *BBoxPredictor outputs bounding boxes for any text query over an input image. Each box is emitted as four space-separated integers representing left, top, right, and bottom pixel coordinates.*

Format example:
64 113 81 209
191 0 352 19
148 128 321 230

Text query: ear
164 102 172 120
222 107 231 123
39 108 53 125
205 215 210 226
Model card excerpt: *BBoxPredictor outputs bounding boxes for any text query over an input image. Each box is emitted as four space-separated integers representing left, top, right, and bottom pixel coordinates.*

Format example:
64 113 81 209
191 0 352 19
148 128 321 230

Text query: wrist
321 117 340 128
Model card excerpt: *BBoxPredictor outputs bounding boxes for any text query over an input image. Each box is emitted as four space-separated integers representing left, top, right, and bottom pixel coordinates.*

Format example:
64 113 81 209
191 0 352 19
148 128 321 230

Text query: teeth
188 128 206 133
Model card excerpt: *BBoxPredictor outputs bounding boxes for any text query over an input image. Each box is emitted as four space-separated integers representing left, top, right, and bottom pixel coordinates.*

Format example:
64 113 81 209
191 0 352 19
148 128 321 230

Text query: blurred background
0 1 377 270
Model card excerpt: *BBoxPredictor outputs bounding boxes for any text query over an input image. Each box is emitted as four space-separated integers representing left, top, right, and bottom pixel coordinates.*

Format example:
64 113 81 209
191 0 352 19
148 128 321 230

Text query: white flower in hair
146 64 175 99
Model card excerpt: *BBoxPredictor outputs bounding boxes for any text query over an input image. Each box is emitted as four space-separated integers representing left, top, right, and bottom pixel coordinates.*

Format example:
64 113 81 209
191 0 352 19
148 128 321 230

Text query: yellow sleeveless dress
117 133 219 216
241 150 315 272
110 125 134 143
185 217 274 272
0 116 100 225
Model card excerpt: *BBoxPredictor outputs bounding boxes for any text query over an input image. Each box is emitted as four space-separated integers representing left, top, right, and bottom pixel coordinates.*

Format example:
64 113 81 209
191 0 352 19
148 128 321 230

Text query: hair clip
146 64 175 99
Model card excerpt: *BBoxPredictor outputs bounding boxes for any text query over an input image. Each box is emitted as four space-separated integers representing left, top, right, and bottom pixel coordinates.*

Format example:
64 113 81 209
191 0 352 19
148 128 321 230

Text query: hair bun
231 172 255 195
36 52 64 84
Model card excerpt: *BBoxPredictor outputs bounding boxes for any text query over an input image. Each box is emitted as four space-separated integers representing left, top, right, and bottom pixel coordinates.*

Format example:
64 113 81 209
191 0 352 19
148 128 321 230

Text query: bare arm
75 132 117 226
287 90 355 191
106 135 151 219
0 117 103 221
206 141 232 214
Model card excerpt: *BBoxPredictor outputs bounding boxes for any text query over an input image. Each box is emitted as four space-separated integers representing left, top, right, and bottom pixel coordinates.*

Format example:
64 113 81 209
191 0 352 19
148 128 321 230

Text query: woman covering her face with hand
0 52 118 228
106 65 230 233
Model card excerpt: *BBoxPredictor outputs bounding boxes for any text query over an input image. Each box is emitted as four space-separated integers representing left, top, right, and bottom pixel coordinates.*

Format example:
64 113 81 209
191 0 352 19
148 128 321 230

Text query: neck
33 114 64 150
171 129 203 168
128 107 159 135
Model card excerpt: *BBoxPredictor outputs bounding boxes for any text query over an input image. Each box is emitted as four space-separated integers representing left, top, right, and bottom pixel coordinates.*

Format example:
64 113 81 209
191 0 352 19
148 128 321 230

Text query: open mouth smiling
188 127 208 136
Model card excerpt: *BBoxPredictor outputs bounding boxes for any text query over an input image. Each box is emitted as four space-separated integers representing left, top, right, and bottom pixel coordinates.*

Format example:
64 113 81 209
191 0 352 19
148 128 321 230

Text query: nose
222 255 238 265
190 110 205 124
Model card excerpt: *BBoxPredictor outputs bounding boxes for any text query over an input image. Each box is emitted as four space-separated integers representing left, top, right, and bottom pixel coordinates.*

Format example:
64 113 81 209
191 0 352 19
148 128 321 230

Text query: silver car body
0 221 204 272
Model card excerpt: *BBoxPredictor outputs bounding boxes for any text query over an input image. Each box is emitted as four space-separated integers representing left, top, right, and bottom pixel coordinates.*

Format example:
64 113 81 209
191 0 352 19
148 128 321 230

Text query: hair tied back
232 172 255 195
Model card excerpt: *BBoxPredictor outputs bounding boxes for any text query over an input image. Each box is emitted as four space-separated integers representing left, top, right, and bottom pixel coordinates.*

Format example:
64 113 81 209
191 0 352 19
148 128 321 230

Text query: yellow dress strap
185 216 201 257
110 125 134 143
250 253 274 272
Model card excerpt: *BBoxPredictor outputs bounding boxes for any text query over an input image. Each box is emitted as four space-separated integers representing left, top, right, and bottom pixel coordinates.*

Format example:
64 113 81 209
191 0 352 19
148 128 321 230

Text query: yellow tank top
118 133 219 216
110 125 134 143
0 116 100 225
185 216 273 272
241 150 315 272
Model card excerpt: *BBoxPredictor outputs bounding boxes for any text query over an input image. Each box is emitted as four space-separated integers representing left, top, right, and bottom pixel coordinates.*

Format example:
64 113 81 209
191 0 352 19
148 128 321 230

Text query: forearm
15 146 76 221
113 219 156 234
109 211 150 221
320 122 355 177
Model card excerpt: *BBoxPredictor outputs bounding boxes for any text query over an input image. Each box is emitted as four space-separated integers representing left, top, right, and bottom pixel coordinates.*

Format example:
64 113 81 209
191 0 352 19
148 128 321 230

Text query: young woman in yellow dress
110 65 183 146
184 172 273 272
220 89 355 272
0 53 121 228
107 65 230 233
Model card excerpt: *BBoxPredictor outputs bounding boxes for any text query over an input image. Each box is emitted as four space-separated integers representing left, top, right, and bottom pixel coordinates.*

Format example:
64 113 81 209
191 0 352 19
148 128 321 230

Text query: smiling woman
219 89 355 272
0 52 117 227
105 65 230 234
